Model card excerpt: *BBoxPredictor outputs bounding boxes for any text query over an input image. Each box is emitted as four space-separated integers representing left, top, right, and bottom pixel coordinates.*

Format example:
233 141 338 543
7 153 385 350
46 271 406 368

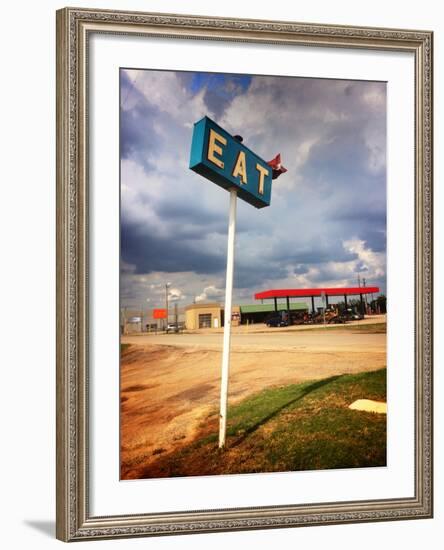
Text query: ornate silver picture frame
56 7 433 541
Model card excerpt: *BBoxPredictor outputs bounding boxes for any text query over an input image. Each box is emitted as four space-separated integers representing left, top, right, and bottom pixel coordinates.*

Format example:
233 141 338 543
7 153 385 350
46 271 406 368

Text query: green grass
139 368 387 478
294 322 386 333
120 343 131 353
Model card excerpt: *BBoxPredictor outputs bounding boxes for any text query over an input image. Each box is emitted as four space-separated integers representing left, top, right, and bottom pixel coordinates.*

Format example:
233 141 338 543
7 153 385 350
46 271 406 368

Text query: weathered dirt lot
120 326 386 479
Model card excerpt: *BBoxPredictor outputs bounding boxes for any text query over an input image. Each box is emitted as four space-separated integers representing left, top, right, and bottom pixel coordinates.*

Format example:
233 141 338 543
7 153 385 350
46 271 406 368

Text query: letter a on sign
232 151 248 184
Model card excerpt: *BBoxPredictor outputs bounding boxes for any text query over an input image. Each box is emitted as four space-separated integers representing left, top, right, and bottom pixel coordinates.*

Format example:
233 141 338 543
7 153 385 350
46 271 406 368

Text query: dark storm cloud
273 245 358 266
175 71 194 88
293 264 310 275
120 106 159 172
299 125 385 203
354 262 369 272
203 89 232 119
155 201 226 228
337 208 386 225
302 130 367 183
332 205 386 253
287 123 386 263
120 72 164 172
234 261 288 290
362 230 386 253
121 221 225 275
177 71 252 119
120 188 253 278
251 237 358 279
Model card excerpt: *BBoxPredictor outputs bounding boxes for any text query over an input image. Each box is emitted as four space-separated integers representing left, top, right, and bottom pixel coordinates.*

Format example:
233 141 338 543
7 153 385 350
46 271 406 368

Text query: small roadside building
185 302 223 330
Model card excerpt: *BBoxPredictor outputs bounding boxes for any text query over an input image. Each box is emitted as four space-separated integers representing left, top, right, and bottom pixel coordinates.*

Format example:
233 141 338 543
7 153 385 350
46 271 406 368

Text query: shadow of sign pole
189 116 282 448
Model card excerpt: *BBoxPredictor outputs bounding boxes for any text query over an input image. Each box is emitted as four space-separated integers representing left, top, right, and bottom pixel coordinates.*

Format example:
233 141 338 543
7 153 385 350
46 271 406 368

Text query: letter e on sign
207 129 227 169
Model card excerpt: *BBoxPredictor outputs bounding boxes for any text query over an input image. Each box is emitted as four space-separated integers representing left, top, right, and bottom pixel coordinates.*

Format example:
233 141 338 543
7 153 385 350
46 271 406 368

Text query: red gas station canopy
254 287 379 300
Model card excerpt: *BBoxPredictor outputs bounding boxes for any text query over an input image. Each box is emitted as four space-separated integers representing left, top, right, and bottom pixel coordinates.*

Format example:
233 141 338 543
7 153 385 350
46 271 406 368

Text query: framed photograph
56 7 433 541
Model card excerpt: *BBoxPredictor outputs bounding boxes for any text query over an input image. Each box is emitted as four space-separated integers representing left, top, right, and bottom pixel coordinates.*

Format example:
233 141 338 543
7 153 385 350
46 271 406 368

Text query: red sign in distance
153 308 167 319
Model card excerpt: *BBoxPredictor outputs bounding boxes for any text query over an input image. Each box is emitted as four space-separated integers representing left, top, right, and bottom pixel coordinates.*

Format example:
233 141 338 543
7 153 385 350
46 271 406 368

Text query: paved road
122 329 386 353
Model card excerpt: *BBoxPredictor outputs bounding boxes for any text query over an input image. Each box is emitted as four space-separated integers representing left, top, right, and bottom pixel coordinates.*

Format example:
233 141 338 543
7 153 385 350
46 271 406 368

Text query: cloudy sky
120 69 386 309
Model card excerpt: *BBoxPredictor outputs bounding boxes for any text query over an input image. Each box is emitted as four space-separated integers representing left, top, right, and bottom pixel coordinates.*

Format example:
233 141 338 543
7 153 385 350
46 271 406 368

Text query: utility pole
321 291 326 325
165 283 170 331
363 278 368 310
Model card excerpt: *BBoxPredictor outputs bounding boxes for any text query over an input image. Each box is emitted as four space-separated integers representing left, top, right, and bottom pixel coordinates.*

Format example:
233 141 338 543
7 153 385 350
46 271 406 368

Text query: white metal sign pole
219 188 237 448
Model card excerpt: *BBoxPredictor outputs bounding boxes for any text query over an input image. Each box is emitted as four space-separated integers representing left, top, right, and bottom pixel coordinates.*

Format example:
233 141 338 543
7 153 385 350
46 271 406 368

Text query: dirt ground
120 322 386 479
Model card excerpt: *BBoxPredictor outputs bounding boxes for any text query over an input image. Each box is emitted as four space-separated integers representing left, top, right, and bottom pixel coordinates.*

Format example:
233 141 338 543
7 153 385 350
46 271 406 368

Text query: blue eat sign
189 116 272 208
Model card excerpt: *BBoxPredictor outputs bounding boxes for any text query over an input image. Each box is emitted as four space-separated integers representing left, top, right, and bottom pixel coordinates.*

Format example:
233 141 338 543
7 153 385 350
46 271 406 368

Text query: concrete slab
349 399 387 414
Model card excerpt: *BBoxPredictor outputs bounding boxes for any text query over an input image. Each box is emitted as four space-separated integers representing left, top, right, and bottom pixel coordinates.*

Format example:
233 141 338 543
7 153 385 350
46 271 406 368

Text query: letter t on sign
256 163 270 195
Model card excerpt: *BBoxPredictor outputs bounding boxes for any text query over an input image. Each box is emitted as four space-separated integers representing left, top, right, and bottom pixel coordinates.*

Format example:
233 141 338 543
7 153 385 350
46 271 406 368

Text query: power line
121 72 140 108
